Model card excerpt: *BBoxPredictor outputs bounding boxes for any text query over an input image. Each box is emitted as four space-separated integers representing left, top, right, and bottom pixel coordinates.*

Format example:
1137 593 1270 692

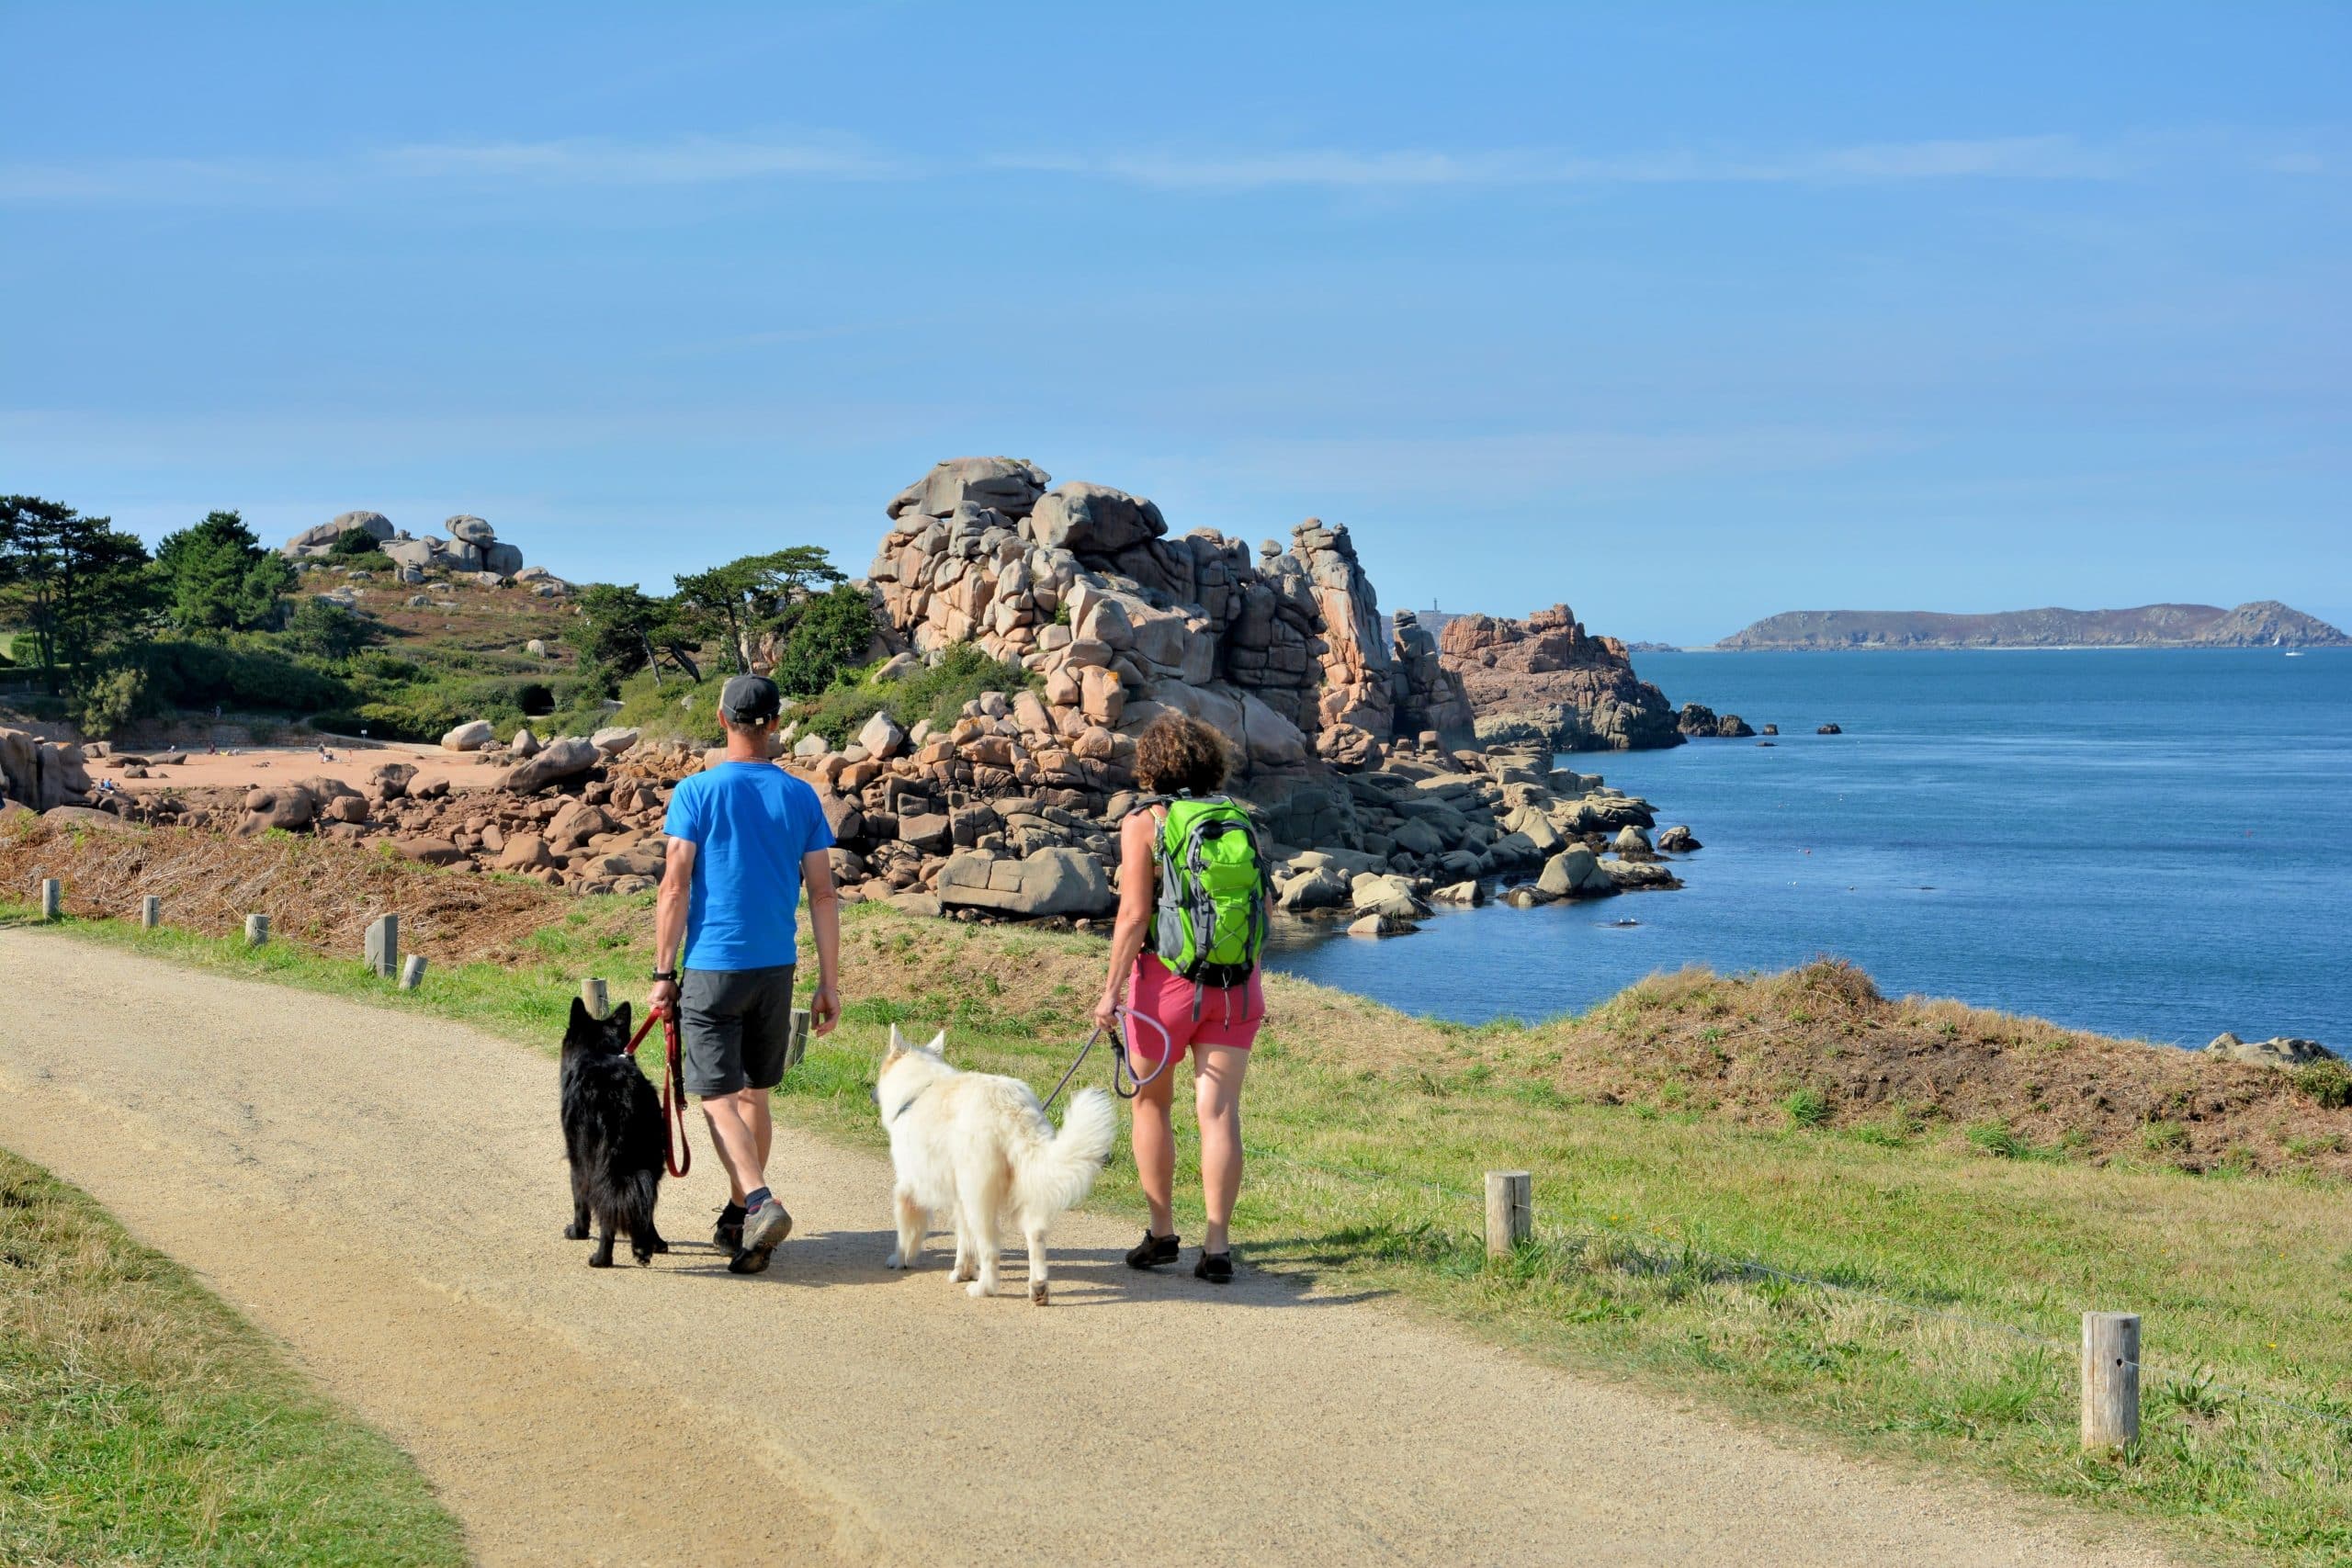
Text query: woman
1094 713 1263 1284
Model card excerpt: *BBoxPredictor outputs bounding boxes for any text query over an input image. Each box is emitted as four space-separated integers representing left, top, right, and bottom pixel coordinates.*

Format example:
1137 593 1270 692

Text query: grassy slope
4 897 2346 1566
0 1147 467 1568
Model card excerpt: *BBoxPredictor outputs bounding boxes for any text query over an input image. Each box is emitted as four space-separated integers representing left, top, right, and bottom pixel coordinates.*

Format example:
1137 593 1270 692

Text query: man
650 673 842 1274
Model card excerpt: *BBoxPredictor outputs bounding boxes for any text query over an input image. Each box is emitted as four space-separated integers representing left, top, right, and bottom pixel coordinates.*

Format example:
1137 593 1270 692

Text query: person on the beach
1094 714 1264 1284
650 673 842 1274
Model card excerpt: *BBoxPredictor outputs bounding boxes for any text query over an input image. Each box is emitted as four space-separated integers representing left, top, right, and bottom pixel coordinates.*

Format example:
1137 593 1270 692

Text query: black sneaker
1125 1231 1180 1269
713 1202 745 1253
1193 1250 1234 1284
729 1198 793 1274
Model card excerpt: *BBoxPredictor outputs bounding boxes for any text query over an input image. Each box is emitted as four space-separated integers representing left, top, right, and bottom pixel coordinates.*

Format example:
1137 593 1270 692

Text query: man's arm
800 848 842 1034
650 836 695 1017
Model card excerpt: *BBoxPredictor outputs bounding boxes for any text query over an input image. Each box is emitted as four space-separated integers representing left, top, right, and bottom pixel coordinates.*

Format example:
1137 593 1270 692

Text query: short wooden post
38 878 62 921
364 913 400 978
139 895 160 929
244 913 269 947
787 1007 812 1068
399 953 428 991
2081 1312 2141 1450
1485 1170 1532 1258
580 977 609 1019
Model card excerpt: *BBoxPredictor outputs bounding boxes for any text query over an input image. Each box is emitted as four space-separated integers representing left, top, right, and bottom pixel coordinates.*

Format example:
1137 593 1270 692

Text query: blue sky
3 3 2346 643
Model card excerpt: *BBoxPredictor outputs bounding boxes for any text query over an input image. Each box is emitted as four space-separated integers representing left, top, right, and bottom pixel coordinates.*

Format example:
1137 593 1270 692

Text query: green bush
329 527 382 556
791 643 1036 748
139 640 351 715
1780 1089 1831 1128
2290 1060 2351 1111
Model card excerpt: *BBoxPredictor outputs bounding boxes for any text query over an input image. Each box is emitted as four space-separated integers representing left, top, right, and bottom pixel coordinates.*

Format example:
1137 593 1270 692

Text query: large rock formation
1438 606 1680 752
1389 609 1475 740
867 459 1420 765
0 728 94 812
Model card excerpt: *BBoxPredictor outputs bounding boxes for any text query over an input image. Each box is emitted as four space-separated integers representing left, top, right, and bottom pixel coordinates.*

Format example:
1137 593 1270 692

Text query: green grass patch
0 1145 466 1567
6 901 2347 1565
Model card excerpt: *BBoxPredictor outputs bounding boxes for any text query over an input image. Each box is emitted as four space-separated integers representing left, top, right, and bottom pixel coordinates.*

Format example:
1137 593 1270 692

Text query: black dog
560 998 669 1268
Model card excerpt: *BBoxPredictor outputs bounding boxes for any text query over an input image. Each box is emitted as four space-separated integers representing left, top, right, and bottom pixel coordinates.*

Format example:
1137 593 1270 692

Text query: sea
1261 649 2352 1050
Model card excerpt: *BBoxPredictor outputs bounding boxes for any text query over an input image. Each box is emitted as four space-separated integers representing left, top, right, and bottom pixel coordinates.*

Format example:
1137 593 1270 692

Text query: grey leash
1040 1007 1174 1111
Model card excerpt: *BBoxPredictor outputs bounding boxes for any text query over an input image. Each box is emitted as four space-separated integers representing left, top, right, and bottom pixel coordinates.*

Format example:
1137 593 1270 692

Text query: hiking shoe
1193 1250 1234 1285
729 1198 793 1274
713 1202 745 1253
1125 1231 1180 1270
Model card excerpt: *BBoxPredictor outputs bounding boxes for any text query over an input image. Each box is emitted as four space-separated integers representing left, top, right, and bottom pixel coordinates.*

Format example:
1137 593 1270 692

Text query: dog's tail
1015 1087 1116 1218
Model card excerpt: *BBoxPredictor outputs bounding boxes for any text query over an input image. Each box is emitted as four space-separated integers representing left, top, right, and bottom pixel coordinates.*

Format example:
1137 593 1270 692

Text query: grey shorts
680 964 797 1096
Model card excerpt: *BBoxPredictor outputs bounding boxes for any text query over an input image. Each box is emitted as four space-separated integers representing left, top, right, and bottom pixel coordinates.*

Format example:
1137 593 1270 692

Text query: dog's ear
925 1030 946 1056
888 1022 906 1050
566 996 594 1038
607 1000 632 1041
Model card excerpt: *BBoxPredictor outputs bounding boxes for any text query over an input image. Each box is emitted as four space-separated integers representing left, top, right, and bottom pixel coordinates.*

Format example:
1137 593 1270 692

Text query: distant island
1716 601 2348 651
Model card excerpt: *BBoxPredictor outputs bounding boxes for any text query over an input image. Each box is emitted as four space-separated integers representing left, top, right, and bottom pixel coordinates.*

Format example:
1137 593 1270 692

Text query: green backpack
1148 795 1269 1001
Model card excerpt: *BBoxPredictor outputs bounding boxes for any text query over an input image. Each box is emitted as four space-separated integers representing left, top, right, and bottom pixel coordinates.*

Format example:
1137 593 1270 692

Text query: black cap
719 673 782 724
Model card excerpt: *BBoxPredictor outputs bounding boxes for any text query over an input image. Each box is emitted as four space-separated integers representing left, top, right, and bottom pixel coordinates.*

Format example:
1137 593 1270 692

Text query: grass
0 1145 467 1567
5 898 2348 1565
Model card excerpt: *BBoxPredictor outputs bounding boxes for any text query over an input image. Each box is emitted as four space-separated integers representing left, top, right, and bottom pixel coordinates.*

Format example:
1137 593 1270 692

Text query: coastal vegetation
0 491 883 745
0 1145 466 1566
6 847 2345 1566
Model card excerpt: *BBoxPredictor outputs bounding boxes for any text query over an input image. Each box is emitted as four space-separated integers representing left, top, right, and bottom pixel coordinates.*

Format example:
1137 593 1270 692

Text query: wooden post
38 878 62 921
1485 1170 1532 1258
787 1007 812 1069
2081 1312 2141 1450
364 914 400 978
399 954 428 991
244 913 269 947
580 977 609 1019
139 895 160 929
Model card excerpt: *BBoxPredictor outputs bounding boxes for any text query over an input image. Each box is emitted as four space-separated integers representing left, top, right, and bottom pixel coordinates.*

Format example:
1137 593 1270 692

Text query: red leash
625 1008 694 1179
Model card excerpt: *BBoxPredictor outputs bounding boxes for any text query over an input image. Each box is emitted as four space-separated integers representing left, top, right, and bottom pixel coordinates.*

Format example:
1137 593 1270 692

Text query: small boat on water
2285 649 2305 658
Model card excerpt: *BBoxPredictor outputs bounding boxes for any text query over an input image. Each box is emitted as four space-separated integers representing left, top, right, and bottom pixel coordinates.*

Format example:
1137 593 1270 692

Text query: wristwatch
650 969 679 984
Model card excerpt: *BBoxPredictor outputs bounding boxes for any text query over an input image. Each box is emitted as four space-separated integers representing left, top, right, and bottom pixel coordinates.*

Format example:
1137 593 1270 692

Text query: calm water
1262 649 2352 1047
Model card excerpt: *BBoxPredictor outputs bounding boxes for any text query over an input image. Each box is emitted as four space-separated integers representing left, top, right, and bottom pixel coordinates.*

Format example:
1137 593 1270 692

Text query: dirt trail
0 930 2182 1568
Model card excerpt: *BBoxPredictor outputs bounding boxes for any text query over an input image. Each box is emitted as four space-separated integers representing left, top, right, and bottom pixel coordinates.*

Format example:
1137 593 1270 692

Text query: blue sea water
1261 649 2352 1048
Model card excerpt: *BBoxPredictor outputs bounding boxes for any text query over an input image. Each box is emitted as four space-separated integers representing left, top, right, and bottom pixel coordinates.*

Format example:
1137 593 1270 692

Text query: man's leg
700 1089 768 1205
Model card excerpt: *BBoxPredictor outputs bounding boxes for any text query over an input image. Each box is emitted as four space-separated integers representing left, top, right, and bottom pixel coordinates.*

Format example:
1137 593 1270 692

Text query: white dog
876 1025 1117 1304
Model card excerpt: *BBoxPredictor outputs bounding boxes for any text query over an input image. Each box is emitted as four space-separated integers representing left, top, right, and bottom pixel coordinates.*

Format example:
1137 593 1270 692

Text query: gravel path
0 930 2184 1567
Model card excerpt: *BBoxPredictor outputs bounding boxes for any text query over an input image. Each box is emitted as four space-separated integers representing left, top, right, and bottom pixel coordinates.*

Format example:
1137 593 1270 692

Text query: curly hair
1134 713 1231 796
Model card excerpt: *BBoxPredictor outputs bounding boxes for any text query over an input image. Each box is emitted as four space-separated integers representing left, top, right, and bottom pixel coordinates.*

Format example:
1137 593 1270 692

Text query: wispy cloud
989 131 2315 190
376 132 909 185
1 127 2331 207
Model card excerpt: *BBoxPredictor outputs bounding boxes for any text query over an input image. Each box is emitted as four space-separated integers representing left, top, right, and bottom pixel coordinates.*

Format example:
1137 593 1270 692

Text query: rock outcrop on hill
1718 601 2350 650
282 511 541 589
0 728 95 813
1436 606 1681 752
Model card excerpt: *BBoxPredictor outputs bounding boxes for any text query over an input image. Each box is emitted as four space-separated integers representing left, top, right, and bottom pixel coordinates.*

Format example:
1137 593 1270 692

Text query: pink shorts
1125 953 1263 1065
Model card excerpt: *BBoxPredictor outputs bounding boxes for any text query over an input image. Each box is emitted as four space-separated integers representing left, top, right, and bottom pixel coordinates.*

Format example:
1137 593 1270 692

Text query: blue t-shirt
662 761 836 972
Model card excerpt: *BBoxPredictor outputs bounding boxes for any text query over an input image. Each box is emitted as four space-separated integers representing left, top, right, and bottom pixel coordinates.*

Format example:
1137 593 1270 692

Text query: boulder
42 804 135 832
395 836 466 866
1817 723 1843 736
236 784 317 835
493 832 556 873
793 732 828 758
1657 824 1701 852
898 812 952 853
498 736 600 792
857 711 906 760
526 639 548 659
1536 846 1609 898
511 728 543 758
1431 880 1485 906
380 537 437 570
935 847 1116 918
367 761 418 799
2203 1032 2337 1068
1275 863 1351 912
446 514 497 545
887 457 1051 521
591 726 640 757
548 799 618 850
482 542 524 576
1612 824 1653 859
1028 482 1166 554
1351 872 1428 922
441 719 495 751
1347 913 1412 937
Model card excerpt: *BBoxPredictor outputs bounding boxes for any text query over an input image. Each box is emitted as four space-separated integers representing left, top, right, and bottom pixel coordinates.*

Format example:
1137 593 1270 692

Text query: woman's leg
1193 1043 1250 1254
1130 1054 1178 1237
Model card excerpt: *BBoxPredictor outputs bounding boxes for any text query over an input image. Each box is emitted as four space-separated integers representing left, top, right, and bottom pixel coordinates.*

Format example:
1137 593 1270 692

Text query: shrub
329 526 382 556
2290 1060 2351 1111
791 643 1036 747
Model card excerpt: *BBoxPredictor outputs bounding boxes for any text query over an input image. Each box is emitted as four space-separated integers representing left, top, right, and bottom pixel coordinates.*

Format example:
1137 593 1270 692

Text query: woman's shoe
1125 1231 1181 1269
1193 1250 1234 1284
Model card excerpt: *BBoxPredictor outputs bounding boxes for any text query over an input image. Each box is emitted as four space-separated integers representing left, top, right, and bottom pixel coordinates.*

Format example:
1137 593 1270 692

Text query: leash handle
626 1008 694 1180
1038 1006 1175 1112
